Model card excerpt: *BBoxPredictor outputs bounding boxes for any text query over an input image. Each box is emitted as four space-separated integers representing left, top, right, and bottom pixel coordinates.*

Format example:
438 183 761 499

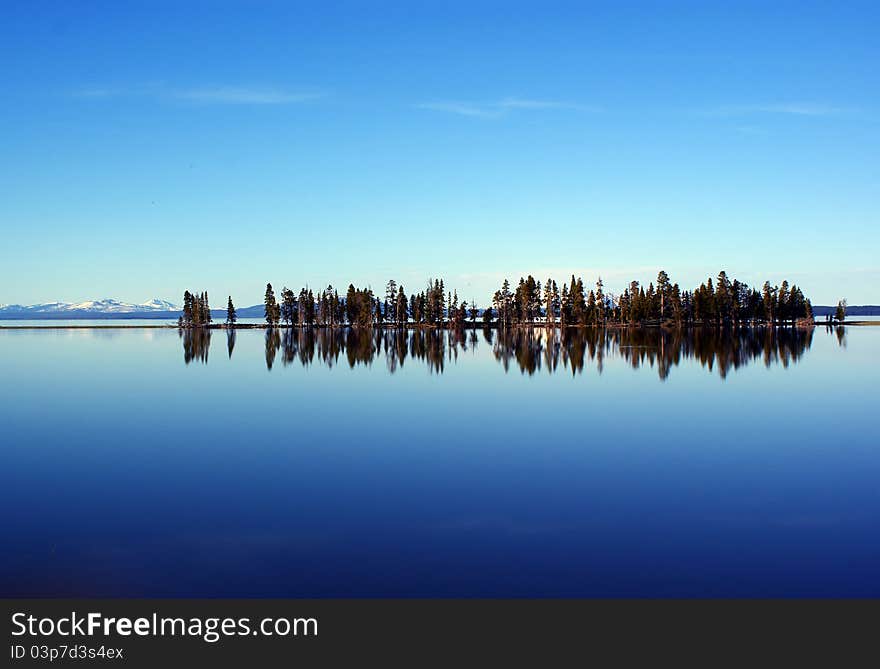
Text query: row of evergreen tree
259 280 481 328
492 271 813 327
179 291 212 327
182 270 821 329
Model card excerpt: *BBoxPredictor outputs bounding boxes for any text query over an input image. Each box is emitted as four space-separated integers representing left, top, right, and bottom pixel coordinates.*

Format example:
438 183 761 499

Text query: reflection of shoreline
175 325 820 379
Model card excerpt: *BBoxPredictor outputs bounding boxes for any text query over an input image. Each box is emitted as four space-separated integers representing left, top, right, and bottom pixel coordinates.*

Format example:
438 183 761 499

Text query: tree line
180 269 821 329
258 280 480 328
491 270 813 327
178 291 212 327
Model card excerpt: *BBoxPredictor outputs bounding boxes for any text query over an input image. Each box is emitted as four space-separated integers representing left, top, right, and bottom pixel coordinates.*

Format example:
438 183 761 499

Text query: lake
1 325 877 597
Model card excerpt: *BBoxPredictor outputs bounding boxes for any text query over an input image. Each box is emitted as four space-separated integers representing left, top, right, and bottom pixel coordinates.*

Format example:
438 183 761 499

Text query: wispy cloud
416 102 503 118
498 97 601 112
704 103 853 117
74 84 324 105
173 86 322 105
417 97 600 119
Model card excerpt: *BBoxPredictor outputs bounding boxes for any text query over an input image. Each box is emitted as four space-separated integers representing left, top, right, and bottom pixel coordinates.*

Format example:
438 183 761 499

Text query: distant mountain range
0 298 180 319
810 305 880 317
0 298 267 320
0 299 877 319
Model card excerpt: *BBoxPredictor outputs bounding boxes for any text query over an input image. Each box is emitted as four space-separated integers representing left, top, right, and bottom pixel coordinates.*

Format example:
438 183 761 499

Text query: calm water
1 325 877 597
0 318 268 327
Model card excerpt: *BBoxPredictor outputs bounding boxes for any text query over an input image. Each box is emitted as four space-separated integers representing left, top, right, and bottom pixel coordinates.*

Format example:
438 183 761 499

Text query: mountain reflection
183 326 815 379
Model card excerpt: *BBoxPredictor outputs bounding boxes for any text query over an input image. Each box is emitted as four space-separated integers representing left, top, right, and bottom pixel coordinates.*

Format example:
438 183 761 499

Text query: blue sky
1 1 878 306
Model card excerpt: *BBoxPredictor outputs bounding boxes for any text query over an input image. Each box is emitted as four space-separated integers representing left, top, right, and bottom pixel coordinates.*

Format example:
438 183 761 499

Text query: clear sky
1 1 878 306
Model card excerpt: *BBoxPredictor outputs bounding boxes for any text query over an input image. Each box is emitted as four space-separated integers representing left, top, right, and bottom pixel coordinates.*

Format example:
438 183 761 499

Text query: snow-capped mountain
138 298 178 311
61 298 180 313
0 298 180 316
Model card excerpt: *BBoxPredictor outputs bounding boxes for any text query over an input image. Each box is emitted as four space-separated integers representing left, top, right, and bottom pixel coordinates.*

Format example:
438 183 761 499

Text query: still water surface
0 325 876 596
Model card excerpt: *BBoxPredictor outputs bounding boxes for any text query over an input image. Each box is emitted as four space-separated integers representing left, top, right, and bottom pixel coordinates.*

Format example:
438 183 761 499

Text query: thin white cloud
417 97 599 118
174 86 322 105
74 84 323 105
416 102 502 118
706 103 852 117
499 97 602 112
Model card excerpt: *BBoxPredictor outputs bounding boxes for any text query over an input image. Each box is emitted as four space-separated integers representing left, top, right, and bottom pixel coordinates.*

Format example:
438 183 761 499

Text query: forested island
178 270 848 330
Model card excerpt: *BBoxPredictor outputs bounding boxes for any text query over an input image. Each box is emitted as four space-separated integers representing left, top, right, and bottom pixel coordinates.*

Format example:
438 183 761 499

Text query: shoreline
1 321 878 330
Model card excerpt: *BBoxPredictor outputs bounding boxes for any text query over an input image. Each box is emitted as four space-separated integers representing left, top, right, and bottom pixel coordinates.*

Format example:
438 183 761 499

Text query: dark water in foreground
1 325 877 596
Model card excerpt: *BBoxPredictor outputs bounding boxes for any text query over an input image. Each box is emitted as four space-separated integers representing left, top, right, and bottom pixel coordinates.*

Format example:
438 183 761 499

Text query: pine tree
182 291 193 327
264 283 279 327
543 278 555 326
570 277 586 325
777 280 790 326
560 283 569 326
396 285 408 326
671 284 682 323
385 280 398 326
226 296 237 326
499 279 513 328
280 287 296 326
306 289 315 325
762 282 776 325
297 289 308 327
656 270 669 320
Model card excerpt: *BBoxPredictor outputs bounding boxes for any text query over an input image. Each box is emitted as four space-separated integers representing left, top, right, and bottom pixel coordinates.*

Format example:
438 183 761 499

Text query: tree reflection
183 326 818 379
265 328 281 370
180 327 211 364
226 329 236 359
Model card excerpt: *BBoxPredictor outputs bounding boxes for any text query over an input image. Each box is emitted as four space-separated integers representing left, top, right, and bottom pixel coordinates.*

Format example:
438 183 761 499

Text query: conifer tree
777 280 790 325
570 277 586 324
762 282 776 325
560 283 569 326
656 270 670 320
385 280 398 326
182 291 193 327
264 283 279 327
499 280 513 327
375 296 384 325
543 278 555 326
595 278 605 325
671 284 682 324
396 286 408 326
226 296 237 326
280 287 296 326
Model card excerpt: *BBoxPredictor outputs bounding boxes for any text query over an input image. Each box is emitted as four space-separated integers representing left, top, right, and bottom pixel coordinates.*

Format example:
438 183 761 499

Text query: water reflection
183 326 816 379
226 329 236 359
832 324 847 348
180 328 211 364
